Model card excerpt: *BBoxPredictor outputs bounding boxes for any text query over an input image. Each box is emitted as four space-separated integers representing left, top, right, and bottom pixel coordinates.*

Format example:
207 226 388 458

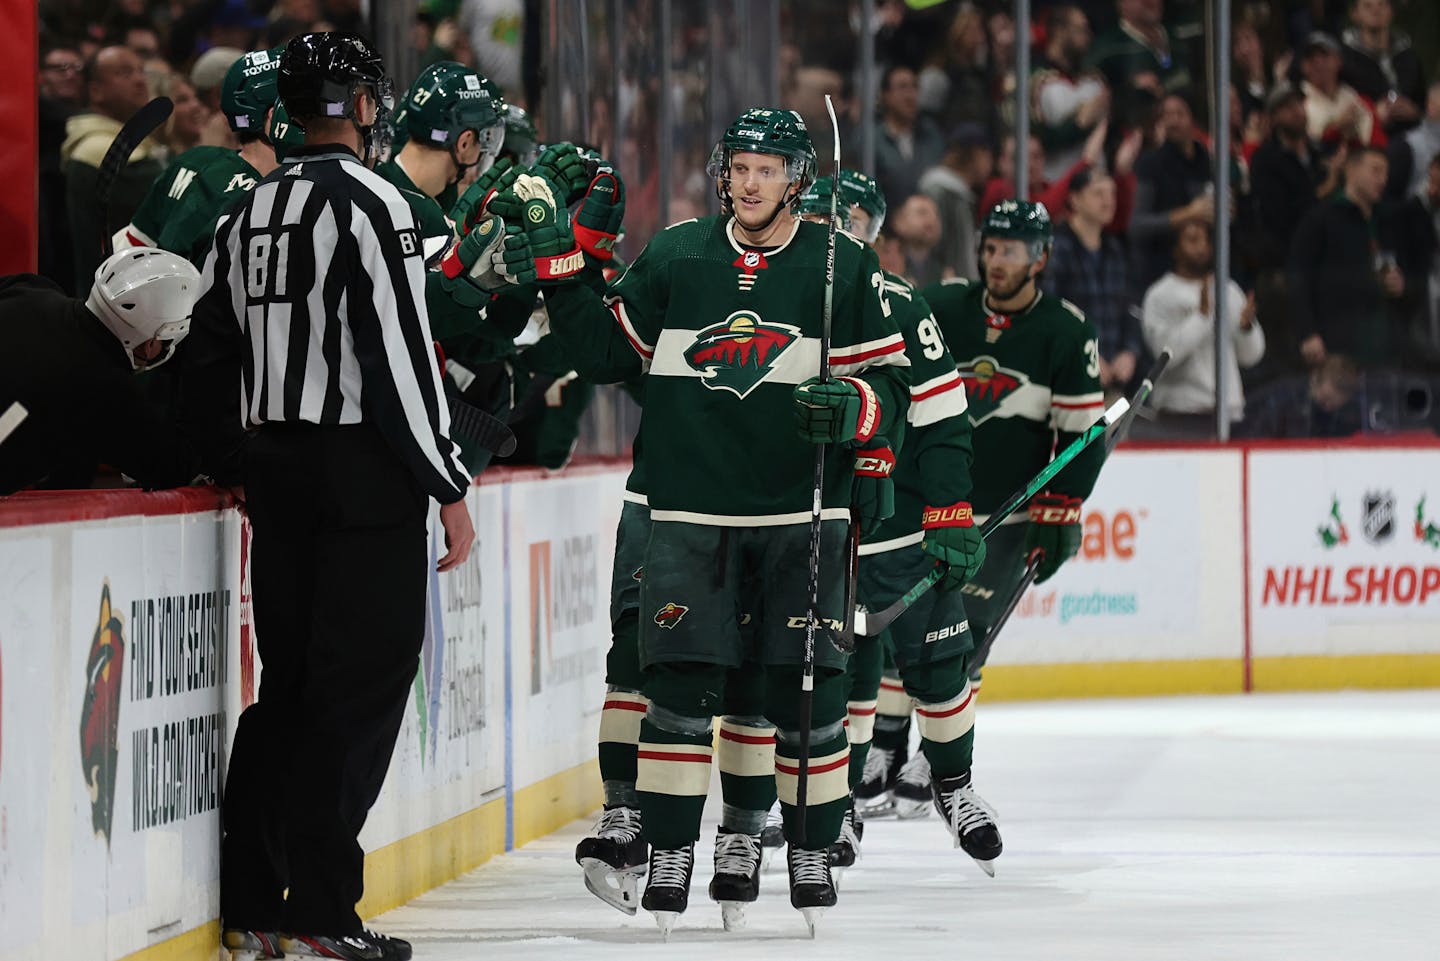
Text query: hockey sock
637 663 727 848
872 672 912 753
767 667 850 849
598 686 647 808
905 660 977 778
717 715 777 835
845 634 882 792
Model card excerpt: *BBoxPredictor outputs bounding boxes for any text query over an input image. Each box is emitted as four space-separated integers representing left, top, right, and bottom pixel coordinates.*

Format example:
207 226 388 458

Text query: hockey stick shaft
856 395 1128 637
797 94 842 839
1104 349 1171 454
97 97 173 257
967 555 1041 675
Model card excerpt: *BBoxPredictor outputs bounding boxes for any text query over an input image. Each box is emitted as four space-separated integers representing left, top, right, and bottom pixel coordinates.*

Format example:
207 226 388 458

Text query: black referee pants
221 423 429 936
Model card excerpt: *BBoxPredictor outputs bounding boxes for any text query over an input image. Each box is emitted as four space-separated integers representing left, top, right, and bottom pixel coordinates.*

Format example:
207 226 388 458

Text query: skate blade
832 866 845 891
652 911 679 940
856 797 896 819
719 901 747 931
972 856 997 878
760 845 778 872
893 800 931 820
801 906 827 938
580 858 642 915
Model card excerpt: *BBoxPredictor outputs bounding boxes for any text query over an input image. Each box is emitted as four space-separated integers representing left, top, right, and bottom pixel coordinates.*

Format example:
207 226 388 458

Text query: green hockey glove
921 502 986 590
792 376 881 445
532 142 594 205
487 174 587 284
573 162 625 262
451 157 519 234
852 443 896 536
439 214 537 291
1025 493 1083 584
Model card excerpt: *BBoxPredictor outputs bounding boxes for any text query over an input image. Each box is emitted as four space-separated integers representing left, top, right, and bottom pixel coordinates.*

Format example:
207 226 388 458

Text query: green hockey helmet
794 176 853 230
836 168 887 243
706 108 818 208
980 199 1053 259
501 103 539 166
395 61 504 164
222 46 285 135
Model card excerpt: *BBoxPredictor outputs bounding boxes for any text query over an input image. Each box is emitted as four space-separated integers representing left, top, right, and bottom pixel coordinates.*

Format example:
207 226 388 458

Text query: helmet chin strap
734 183 800 236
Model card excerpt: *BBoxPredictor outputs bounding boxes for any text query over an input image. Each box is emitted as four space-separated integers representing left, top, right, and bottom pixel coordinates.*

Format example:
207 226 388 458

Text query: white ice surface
374 691 1440 960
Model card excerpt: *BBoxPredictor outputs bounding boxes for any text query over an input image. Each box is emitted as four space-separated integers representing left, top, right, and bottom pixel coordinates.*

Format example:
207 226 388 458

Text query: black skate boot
892 751 933 819
222 929 283 960
932 768 1003 877
854 743 901 816
281 929 410 961
787 844 838 937
708 828 762 931
760 800 784 871
641 843 695 940
827 798 862 868
575 805 647 914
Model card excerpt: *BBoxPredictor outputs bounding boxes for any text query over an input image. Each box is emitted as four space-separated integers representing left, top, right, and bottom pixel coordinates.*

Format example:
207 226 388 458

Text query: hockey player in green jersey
795 171 999 875
863 199 1105 822
519 107 909 935
118 47 299 260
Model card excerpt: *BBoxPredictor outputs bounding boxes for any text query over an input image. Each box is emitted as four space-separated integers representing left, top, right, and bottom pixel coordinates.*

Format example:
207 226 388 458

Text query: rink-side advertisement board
1245 446 1440 668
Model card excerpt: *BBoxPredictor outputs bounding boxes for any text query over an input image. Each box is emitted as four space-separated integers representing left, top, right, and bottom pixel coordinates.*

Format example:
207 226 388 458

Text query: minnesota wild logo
684 311 799 399
958 355 1028 424
1318 496 1349 549
1415 496 1440 549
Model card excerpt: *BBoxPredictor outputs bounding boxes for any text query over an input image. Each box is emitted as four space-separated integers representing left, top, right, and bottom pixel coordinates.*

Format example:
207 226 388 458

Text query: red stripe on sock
775 755 850 776
719 729 774 744
915 690 975 719
636 750 712 764
603 700 648 712
848 705 877 716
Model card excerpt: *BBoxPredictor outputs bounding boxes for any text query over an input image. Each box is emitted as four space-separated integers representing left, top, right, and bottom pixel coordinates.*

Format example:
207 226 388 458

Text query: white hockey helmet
85 247 202 370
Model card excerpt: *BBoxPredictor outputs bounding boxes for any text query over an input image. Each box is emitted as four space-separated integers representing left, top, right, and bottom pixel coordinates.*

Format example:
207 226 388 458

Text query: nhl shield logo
1362 490 1395 544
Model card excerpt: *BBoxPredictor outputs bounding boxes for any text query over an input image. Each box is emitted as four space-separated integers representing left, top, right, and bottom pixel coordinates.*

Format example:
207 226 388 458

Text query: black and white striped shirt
194 145 470 503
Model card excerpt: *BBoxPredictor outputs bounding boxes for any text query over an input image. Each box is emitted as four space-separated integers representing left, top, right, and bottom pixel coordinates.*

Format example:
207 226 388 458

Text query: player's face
981 237 1038 297
849 206 874 241
728 151 792 228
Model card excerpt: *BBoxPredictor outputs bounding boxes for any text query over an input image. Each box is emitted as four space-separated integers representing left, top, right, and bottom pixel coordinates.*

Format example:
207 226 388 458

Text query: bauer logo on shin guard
653 602 689 629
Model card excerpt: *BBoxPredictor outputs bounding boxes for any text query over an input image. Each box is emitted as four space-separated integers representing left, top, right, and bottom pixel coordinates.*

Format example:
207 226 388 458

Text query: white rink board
992 449 1244 664
1247 447 1440 658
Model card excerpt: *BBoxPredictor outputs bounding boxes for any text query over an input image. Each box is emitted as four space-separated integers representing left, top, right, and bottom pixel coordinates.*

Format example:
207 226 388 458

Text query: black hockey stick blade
968 554 1041 675
1104 348 1172 453
448 394 517 458
98 96 173 256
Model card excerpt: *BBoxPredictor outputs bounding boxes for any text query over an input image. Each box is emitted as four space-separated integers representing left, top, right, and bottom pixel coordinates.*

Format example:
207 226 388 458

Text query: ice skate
575 805 647 914
708 828 762 931
892 751 933 819
760 800 784 871
854 742 904 817
827 798 862 868
932 768 1003 876
222 929 283 961
280 929 410 961
787 844 837 937
641 843 695 939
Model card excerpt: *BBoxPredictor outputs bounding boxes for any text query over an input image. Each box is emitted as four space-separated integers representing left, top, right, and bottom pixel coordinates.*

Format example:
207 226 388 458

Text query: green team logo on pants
684 311 799 398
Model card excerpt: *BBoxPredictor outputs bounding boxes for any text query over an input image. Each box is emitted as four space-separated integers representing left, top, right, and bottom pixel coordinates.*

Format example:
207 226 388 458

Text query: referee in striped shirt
186 32 472 961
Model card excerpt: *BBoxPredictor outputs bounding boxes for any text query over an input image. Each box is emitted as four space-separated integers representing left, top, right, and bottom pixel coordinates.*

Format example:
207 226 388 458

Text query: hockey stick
448 393 518 460
97 96 173 257
796 94 842 839
963 350 1173 671
0 402 28 448
854 395 1129 637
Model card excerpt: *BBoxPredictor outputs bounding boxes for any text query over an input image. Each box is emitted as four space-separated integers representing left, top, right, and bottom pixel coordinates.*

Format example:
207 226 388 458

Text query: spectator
38 41 85 293
461 0 523 94
1142 221 1266 436
889 193 946 287
1129 91 1214 295
1300 32 1381 148
1240 354 1364 438
151 70 210 155
1086 0 1195 133
62 45 163 289
1340 0 1426 137
1420 155 1440 348
917 123 993 281
1249 84 1335 374
123 25 162 64
979 134 1063 222
1289 147 1411 369
916 3 994 133
1032 4 1109 181
1386 80 1440 202
1048 167 1142 394
875 64 946 207
190 47 244 148
1233 20 1271 121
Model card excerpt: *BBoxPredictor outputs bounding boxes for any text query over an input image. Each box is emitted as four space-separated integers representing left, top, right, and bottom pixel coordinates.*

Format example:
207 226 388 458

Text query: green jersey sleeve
124 147 259 260
1047 298 1106 501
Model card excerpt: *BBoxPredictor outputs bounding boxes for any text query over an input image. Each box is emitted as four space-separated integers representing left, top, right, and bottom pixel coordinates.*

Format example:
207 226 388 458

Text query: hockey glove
1025 493 1083 584
573 161 625 262
921 502 986 590
793 376 881 445
487 174 587 284
451 157 519 234
532 142 594 205
852 443 896 536
439 214 537 291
